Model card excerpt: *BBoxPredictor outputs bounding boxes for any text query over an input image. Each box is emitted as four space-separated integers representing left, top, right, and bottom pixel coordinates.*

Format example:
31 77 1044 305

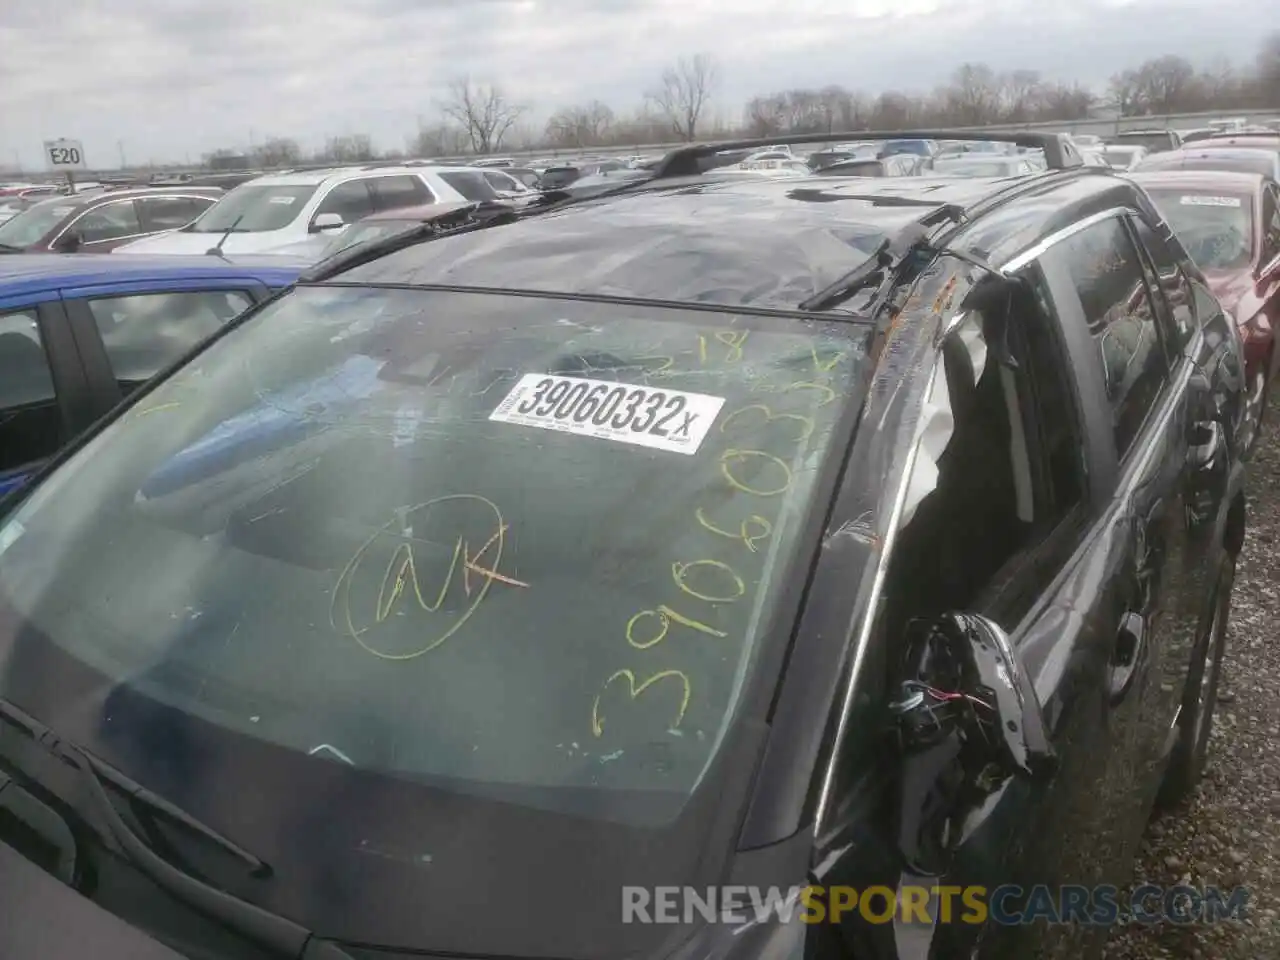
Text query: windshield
0 196 78 247
0 284 863 951
1145 189 1255 270
184 183 316 233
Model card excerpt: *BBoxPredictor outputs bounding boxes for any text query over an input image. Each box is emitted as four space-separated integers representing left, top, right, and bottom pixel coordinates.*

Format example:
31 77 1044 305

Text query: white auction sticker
490 374 725 455
1180 195 1242 207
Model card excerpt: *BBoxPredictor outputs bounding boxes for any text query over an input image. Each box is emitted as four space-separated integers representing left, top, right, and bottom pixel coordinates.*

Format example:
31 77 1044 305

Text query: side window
880 265 1088 637
72 201 142 244
0 309 62 474
86 290 254 391
137 196 213 232
1050 216 1170 460
314 181 375 224
1262 185 1280 266
369 176 433 213
437 172 499 202
483 172 517 192
1129 214 1197 351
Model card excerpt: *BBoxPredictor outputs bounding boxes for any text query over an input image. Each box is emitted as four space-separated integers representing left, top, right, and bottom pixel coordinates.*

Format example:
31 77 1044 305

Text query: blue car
0 253 305 495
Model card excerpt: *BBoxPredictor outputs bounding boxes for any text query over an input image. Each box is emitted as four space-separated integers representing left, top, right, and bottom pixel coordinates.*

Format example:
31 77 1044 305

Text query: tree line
203 32 1280 168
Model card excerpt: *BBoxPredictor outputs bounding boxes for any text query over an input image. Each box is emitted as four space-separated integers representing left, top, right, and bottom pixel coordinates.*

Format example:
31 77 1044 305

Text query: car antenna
206 214 245 259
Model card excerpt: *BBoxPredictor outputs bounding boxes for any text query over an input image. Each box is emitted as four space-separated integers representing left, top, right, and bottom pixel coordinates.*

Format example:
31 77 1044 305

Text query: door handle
1109 611 1146 705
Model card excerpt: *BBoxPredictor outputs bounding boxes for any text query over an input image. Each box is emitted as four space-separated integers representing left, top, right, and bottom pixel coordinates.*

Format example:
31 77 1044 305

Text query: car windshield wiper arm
0 696 267 876
65 746 354 960
0 242 25 252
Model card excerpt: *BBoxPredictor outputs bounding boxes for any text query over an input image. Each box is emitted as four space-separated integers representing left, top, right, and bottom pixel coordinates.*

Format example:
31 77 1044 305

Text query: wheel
1157 552 1235 808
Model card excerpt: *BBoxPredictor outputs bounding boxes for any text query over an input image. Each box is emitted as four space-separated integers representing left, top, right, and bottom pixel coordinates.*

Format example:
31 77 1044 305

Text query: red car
0 187 221 254
1132 169 1280 453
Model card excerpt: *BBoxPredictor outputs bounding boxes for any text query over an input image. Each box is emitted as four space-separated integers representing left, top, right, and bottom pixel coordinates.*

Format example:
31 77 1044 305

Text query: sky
0 0 1269 170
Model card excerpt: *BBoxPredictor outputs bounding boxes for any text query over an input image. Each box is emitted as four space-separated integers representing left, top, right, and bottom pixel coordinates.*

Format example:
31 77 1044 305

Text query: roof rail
650 129 1084 179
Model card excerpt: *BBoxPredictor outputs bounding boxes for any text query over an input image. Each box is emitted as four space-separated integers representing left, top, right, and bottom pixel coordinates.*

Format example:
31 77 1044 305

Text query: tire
1157 552 1235 808
1243 359 1272 461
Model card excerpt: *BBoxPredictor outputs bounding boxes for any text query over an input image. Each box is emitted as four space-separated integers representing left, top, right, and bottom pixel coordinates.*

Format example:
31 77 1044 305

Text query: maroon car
0 187 222 254
1132 169 1280 452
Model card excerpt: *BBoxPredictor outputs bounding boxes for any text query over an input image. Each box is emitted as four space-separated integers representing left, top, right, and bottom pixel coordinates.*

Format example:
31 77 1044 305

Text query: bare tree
439 77 527 155
1036 83 1095 121
317 134 375 163
1132 55 1200 114
545 100 615 147
647 54 719 141
999 69 1043 122
409 122 471 159
946 63 1001 125
1107 69 1144 116
1257 30 1280 96
251 137 302 169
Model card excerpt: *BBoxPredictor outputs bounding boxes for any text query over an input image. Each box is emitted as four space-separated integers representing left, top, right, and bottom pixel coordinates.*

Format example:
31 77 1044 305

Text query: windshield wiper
0 696 266 875
0 698 352 959
66 747 354 959
0 242 26 253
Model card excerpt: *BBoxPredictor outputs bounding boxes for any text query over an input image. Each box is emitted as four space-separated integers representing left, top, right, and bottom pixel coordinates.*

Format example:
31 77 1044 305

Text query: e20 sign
44 139 87 169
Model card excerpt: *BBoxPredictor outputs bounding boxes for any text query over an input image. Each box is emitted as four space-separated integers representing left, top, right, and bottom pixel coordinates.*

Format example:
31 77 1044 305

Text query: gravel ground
1102 426 1280 959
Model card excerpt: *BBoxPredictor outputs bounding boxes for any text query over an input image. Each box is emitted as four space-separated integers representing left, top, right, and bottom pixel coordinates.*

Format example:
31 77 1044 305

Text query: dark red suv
0 187 222 254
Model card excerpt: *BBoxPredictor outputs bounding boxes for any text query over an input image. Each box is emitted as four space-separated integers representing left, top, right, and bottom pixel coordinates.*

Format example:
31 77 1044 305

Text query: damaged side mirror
889 612 1056 875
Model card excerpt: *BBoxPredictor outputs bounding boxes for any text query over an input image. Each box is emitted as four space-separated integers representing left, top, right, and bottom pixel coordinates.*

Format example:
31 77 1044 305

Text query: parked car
0 253 305 495
267 200 511 262
0 188 222 254
496 167 540 189
927 155 1040 177
1131 170 1280 454
0 131 1247 960
1111 128 1182 153
813 154 924 177
1134 146 1280 181
807 143 878 169
877 138 938 158
112 166 483 257
1100 144 1150 170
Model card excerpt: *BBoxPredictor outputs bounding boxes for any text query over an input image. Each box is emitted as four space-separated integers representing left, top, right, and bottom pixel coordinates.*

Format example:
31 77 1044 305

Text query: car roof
332 168 1137 312
0 253 307 297
1128 169 1266 197
1204 134 1280 148
245 166 435 187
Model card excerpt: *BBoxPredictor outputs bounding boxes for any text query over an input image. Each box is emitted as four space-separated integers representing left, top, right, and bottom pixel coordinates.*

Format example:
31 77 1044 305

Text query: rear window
185 184 318 233
1143 189 1255 270
0 287 864 820
0 197 79 248
1114 132 1177 152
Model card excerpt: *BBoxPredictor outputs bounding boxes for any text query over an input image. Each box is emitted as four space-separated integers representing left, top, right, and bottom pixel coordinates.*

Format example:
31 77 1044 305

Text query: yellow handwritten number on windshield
330 494 524 660
627 605 727 649
694 507 773 552
720 449 794 497
672 559 746 603
719 404 815 443
591 669 692 737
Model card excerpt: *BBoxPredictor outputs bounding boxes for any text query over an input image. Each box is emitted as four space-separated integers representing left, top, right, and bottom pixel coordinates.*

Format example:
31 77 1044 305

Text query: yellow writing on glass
720 448 794 497
330 494 528 661
671 559 746 603
720 403 816 443
627 606 727 649
694 506 772 552
591 669 692 737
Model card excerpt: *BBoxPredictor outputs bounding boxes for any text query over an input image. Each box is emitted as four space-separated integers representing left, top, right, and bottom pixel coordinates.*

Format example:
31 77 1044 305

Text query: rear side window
86 290 255 391
0 309 61 475
73 200 142 244
315 181 376 224
369 176 433 213
1050 216 1170 459
437 172 500 202
137 196 213 232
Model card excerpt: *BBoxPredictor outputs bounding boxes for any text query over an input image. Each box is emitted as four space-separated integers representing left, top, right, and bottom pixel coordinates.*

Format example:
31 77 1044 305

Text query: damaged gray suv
0 131 1249 960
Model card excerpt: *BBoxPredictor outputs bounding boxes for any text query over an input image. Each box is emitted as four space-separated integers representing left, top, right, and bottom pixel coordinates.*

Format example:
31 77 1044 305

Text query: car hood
114 230 296 256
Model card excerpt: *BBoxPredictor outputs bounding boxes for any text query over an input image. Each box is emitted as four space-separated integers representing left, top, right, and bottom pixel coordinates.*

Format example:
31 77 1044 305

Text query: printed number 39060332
516 378 690 436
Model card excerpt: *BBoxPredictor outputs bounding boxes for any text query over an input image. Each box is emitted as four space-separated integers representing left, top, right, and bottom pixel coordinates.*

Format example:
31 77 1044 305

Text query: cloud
0 0 1269 169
